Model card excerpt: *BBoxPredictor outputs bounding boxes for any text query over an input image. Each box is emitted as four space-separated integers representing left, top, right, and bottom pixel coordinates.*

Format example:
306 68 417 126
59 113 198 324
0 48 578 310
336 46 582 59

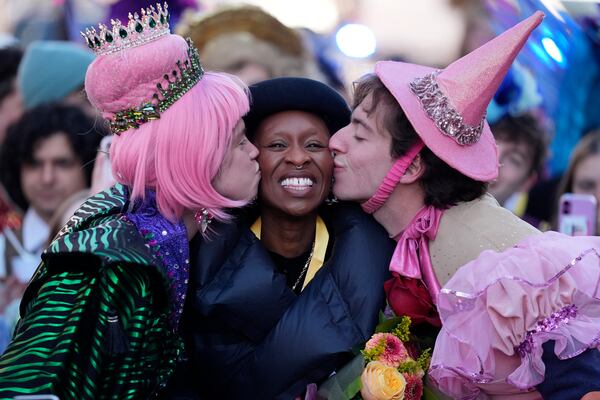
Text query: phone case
558 193 597 236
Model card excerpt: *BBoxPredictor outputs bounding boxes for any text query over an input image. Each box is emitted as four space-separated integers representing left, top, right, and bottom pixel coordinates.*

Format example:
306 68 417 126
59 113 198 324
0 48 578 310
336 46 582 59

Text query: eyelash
266 143 326 149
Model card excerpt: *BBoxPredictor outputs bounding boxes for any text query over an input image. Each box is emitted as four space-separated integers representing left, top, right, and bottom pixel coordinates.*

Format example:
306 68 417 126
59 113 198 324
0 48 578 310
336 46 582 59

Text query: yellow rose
360 361 406 400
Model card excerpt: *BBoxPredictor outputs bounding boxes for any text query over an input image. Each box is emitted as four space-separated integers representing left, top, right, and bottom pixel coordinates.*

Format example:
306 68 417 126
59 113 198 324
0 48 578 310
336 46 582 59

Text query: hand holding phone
558 193 597 236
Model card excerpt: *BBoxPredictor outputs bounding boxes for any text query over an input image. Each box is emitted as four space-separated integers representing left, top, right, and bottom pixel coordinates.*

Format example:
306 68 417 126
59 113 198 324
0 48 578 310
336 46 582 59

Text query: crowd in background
0 0 599 354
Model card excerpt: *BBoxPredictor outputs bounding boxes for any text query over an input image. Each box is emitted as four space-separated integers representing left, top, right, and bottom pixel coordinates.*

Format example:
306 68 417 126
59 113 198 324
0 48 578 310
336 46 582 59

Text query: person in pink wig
0 2 260 398
329 11 600 400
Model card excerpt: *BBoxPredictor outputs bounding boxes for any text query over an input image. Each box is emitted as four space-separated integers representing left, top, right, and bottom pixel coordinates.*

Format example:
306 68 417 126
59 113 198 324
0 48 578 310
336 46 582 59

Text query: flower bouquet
315 315 441 400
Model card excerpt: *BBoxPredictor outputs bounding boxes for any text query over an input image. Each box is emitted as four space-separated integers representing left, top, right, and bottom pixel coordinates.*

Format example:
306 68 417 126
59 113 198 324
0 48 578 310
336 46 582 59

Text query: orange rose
360 361 406 400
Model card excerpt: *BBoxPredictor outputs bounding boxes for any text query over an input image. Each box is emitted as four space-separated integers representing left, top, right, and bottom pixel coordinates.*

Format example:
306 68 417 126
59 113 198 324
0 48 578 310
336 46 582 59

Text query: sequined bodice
123 191 189 331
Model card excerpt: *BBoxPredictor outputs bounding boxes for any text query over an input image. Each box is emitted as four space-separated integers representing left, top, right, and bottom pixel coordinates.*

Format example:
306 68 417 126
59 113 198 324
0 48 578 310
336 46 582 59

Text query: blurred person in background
17 40 95 116
0 185 21 352
0 104 102 334
176 5 325 86
298 27 347 97
0 46 23 145
0 45 24 354
0 0 65 43
0 103 101 239
554 130 600 234
489 114 548 227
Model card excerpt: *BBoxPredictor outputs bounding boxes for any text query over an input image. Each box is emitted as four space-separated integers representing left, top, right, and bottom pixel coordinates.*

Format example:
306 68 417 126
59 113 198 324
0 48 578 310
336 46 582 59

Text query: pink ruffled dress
429 232 600 399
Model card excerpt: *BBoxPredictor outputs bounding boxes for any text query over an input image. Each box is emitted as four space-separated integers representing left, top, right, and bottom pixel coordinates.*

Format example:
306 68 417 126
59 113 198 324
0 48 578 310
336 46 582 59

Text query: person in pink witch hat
330 11 600 400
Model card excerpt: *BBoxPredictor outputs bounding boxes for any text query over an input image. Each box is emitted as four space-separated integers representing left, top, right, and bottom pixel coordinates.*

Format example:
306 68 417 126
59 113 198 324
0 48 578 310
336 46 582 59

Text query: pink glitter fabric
429 232 600 399
361 141 424 214
516 304 578 358
409 71 485 146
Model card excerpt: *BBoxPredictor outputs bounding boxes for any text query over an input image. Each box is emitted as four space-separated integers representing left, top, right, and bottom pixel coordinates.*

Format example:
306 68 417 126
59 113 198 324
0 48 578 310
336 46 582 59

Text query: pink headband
361 141 425 214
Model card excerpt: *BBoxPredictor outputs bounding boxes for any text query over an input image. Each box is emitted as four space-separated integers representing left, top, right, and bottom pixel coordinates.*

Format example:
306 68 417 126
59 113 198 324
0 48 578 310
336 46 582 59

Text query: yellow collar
251 215 329 291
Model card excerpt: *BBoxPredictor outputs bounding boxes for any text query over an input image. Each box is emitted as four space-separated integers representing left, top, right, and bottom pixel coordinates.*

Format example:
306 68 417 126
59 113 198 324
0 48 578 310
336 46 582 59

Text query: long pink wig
85 34 250 221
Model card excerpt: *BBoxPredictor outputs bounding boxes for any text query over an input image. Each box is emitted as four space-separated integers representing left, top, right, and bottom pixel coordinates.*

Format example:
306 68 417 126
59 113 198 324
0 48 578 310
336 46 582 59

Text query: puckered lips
278 171 318 197
333 160 345 171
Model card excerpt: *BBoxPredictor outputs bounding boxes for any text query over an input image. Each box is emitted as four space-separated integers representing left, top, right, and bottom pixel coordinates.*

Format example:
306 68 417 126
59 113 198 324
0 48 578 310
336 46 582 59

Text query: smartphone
558 193 597 236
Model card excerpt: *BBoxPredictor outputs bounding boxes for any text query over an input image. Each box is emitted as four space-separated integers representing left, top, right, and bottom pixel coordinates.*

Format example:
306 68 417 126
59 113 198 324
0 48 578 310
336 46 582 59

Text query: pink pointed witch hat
375 11 544 181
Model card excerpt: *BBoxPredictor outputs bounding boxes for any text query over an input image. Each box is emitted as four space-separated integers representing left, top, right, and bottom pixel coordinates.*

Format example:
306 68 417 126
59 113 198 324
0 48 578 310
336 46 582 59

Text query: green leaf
391 316 412 342
422 385 443 400
417 348 433 371
374 316 403 333
397 359 420 375
343 376 362 399
316 354 365 400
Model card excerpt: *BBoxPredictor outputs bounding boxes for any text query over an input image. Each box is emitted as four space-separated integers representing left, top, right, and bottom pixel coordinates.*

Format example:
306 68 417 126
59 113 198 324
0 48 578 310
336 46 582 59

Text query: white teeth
281 177 314 187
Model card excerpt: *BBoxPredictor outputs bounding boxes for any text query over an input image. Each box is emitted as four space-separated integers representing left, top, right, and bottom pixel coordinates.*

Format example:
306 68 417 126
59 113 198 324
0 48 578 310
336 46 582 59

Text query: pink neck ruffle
389 205 444 304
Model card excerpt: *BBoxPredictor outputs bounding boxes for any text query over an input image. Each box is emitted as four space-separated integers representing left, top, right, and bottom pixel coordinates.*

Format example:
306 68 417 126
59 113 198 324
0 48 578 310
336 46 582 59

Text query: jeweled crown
81 2 170 56
108 37 205 134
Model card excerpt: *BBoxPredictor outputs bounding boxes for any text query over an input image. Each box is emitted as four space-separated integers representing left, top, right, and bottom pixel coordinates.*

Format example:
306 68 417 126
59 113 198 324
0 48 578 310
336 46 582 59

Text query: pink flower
402 373 424 400
365 333 409 368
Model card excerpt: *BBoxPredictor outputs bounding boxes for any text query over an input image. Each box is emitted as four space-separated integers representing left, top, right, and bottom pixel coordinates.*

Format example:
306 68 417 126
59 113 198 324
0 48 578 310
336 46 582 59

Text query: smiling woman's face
253 110 333 217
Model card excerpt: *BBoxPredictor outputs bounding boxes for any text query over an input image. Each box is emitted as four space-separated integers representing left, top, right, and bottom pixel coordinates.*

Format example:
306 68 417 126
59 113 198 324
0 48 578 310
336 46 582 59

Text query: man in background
0 104 101 350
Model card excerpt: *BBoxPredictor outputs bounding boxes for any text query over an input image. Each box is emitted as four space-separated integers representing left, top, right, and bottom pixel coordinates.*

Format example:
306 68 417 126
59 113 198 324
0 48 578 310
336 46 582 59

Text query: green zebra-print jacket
0 184 182 399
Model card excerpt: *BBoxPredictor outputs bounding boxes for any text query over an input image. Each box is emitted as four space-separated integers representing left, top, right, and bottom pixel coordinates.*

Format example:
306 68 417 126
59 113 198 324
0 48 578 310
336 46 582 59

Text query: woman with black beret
169 77 395 399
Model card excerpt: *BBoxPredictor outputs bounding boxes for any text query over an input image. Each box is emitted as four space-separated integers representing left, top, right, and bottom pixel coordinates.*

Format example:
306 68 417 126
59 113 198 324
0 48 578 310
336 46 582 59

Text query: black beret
244 77 350 139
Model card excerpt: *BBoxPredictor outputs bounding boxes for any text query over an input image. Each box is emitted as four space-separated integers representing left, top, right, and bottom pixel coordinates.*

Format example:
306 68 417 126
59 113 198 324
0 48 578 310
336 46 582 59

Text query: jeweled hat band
108 37 205 135
409 71 485 146
81 2 170 56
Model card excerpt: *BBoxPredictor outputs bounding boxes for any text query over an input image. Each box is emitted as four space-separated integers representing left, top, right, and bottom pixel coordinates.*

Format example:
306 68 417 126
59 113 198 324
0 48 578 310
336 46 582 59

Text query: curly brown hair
352 74 488 209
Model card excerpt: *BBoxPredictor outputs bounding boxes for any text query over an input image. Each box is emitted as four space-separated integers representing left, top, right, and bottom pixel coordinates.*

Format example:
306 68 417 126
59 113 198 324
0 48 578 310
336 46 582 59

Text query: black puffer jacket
176 202 395 399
